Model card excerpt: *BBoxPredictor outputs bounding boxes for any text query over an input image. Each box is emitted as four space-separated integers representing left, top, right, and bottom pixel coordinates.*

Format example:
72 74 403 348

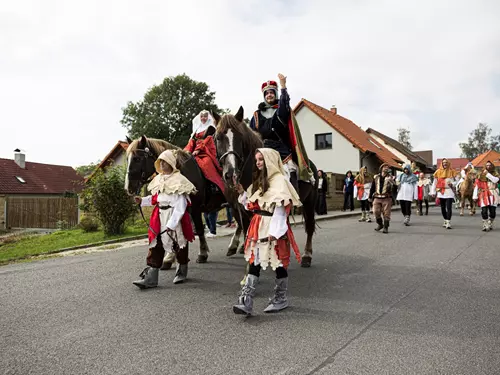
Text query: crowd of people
128 72 499 319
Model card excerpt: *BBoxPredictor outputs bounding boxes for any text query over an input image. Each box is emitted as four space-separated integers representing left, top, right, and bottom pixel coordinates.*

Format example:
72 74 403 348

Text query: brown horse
124 135 248 268
458 171 476 216
212 107 318 267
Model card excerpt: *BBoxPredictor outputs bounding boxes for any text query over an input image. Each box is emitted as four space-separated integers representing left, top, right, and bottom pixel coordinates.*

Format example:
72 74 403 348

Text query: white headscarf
191 110 215 137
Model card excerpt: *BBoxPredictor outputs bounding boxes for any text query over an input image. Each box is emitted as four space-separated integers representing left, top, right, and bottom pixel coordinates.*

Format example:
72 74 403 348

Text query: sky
1 0 500 168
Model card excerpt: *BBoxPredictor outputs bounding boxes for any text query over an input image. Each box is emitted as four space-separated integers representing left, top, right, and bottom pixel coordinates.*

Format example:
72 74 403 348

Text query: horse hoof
160 262 172 270
226 248 237 257
301 256 312 268
196 255 208 263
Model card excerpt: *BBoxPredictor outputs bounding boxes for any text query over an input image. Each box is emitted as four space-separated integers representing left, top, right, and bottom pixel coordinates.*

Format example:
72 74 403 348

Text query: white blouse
430 177 459 199
141 192 188 250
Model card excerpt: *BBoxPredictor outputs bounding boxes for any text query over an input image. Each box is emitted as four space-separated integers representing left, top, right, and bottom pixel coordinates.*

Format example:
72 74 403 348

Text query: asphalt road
1 208 500 375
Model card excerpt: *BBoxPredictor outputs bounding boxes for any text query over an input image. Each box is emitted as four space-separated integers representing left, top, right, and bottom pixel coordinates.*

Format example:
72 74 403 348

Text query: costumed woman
396 164 418 226
316 170 328 215
417 173 431 216
430 158 458 229
354 166 373 222
233 148 302 315
473 160 499 231
133 150 197 289
184 110 225 195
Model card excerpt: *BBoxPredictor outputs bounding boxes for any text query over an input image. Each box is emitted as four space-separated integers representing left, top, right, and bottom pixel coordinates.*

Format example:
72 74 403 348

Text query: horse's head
124 135 160 195
213 106 246 186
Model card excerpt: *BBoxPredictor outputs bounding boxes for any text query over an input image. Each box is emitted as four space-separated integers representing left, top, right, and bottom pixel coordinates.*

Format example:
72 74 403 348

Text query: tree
79 166 136 235
121 74 222 147
459 123 499 159
397 127 412 150
75 161 100 178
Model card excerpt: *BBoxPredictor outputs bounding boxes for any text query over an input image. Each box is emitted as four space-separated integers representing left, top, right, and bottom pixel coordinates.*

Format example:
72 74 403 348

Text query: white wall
368 134 409 167
295 107 360 174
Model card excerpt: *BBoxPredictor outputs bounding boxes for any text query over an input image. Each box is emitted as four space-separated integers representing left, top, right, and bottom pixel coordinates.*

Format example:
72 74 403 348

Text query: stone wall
0 195 5 230
324 173 361 211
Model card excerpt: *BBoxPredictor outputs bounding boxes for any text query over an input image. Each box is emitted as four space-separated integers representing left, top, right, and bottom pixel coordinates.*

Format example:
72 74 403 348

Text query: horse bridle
133 147 157 194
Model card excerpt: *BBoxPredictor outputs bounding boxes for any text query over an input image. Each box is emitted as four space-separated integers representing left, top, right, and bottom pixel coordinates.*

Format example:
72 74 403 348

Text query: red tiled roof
294 99 403 169
436 158 470 171
0 158 84 195
471 150 500 167
366 128 431 166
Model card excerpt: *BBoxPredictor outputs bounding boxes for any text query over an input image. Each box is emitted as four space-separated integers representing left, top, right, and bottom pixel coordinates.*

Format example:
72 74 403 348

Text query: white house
86 141 129 181
294 99 403 176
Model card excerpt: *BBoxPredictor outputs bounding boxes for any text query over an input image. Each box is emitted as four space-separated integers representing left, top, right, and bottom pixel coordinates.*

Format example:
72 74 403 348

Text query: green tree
80 166 136 235
397 127 412 150
121 74 222 147
459 123 499 159
75 161 100 178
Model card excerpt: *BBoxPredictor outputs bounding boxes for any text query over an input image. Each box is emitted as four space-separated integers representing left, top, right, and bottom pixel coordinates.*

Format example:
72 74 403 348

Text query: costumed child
233 148 302 315
133 150 197 289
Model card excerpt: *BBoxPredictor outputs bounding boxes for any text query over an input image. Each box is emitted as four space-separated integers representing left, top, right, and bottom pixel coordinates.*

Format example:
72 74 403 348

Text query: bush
80 166 136 235
79 216 99 232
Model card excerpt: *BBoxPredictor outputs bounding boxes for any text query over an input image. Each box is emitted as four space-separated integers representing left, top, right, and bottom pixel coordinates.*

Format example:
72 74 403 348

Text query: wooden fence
6 196 79 229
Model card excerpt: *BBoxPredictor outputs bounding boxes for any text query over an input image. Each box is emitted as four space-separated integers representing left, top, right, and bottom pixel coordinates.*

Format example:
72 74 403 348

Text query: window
315 133 332 150
15 176 26 184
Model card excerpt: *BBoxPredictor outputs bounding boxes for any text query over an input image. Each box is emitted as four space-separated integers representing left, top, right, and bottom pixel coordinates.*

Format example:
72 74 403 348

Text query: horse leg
227 226 241 256
301 186 316 268
469 196 475 215
192 211 209 263
460 198 464 216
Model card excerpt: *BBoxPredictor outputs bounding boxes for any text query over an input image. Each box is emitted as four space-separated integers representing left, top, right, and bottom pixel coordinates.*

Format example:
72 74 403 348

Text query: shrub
79 166 136 235
78 216 99 232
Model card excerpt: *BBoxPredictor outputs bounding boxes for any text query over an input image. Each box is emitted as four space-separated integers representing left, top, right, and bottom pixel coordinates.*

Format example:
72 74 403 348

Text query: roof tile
0 158 84 195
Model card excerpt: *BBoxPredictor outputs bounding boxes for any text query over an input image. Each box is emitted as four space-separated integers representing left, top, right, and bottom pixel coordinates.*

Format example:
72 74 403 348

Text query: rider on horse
249 74 314 192
184 110 225 195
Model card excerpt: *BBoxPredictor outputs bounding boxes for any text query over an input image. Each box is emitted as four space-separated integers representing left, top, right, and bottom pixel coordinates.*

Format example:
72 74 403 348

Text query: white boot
445 220 452 229
482 220 489 232
488 218 494 231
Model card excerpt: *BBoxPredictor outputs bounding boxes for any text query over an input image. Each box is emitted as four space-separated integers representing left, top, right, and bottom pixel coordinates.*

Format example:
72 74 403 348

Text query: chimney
14 148 25 169
330 105 337 115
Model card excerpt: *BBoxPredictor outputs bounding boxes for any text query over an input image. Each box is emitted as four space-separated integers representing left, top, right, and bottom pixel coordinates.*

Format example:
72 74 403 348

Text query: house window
315 133 332 150
15 176 26 184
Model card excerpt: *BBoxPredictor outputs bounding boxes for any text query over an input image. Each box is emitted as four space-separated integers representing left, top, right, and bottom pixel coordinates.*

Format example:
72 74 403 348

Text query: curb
40 234 149 255
28 202 438 256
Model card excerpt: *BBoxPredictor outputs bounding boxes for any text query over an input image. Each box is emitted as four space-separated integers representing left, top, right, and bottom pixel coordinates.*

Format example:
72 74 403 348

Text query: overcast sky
2 0 500 168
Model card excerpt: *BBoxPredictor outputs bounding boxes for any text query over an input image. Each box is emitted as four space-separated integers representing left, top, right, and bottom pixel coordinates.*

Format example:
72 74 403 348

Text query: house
294 99 403 175
86 141 129 180
0 150 84 229
366 128 435 174
471 150 500 171
436 158 470 172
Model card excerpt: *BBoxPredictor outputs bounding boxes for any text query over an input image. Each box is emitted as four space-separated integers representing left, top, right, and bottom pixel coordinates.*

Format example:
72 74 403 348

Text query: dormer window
15 176 26 184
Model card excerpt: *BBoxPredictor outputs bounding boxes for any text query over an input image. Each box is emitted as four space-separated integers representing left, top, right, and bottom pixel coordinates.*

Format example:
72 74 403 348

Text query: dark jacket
343 175 354 193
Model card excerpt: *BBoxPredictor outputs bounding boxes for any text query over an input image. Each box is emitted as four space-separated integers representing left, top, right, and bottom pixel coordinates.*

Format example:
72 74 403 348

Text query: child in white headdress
133 149 197 289
233 148 302 315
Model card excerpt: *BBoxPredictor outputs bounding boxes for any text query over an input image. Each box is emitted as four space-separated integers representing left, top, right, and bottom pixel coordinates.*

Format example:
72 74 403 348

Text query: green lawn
0 226 148 264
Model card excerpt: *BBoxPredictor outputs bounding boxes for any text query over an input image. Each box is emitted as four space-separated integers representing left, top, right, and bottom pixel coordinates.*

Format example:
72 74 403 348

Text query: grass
0 226 147 265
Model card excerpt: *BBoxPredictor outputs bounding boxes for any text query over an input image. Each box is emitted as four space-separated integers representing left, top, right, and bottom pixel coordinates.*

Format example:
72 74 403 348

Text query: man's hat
261 80 279 98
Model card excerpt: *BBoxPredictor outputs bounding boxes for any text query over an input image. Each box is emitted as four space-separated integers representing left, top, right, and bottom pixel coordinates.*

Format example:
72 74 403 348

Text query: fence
6 196 79 229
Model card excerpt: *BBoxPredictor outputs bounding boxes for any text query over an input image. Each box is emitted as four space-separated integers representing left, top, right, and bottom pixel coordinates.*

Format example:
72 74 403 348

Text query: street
1 208 500 375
